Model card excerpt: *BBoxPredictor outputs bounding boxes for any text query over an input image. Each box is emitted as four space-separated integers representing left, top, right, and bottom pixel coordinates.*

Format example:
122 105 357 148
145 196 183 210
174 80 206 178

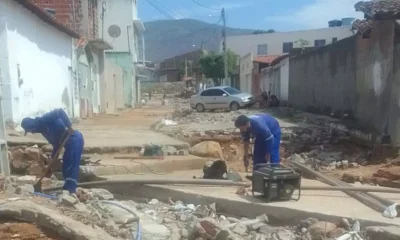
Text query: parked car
190 86 255 112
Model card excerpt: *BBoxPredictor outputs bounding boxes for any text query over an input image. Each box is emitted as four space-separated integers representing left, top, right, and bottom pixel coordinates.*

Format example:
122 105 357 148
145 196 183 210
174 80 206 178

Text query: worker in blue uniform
21 109 84 194
234 114 281 171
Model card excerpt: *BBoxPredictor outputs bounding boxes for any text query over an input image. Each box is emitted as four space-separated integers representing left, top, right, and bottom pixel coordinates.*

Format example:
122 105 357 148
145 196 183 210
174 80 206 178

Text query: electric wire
145 0 175 19
191 0 221 10
153 0 186 19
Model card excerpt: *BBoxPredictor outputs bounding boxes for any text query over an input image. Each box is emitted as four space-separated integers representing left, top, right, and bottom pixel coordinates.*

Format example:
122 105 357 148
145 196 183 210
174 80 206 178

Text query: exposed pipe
43 178 252 192
290 161 387 213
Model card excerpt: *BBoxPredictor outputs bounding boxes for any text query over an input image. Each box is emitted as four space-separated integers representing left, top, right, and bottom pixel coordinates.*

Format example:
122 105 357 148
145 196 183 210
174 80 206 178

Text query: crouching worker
234 114 281 171
21 109 84 194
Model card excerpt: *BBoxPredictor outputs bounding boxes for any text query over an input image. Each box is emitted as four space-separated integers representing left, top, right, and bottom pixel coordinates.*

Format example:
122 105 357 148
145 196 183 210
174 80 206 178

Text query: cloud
265 0 364 30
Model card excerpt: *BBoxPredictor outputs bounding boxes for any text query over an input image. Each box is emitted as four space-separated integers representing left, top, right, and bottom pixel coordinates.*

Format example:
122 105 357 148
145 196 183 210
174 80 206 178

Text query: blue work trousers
253 130 281 170
62 131 84 193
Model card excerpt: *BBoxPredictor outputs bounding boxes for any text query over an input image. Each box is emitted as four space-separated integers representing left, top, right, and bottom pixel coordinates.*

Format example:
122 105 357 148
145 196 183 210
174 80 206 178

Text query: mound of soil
0 221 66 240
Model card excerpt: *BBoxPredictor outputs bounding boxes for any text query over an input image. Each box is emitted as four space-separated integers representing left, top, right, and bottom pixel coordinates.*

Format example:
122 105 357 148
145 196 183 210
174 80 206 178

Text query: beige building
222 26 355 57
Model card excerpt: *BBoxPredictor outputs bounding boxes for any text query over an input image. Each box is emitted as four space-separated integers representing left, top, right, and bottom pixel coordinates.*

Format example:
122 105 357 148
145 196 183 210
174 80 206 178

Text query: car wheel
196 103 205 112
230 101 240 111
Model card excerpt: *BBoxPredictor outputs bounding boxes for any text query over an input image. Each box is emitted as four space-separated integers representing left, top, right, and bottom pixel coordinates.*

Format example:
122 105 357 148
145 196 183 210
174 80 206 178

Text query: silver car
190 86 255 112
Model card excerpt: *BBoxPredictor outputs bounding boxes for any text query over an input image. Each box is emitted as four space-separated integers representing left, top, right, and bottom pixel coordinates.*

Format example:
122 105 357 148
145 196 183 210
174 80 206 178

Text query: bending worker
21 109 84 194
234 114 281 171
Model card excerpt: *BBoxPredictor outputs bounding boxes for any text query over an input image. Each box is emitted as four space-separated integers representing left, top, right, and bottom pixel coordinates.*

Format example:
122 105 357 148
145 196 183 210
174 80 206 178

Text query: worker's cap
234 115 250 128
21 117 37 136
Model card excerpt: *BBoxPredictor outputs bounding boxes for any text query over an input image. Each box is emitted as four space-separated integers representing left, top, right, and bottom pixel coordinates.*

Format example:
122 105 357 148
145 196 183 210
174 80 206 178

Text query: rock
366 226 400 240
232 223 247 236
259 225 275 234
251 222 266 231
60 194 79 206
308 221 337 240
41 144 53 153
328 228 346 238
190 218 230 239
74 202 88 212
15 175 37 185
15 184 34 195
273 229 296 240
300 218 319 228
24 146 41 161
342 173 362 183
349 162 360 168
165 223 181 240
27 161 46 176
227 170 242 182
149 198 159 205
194 205 209 218
227 217 240 223
256 214 269 223
190 141 224 158
90 188 114 200
338 218 351 231
374 167 400 181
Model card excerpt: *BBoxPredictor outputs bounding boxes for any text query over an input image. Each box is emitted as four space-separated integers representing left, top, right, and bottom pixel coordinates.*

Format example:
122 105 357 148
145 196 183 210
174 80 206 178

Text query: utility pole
222 8 228 86
185 58 188 78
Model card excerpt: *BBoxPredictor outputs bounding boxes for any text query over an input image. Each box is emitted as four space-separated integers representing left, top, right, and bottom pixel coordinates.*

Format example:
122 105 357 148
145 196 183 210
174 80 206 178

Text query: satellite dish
108 25 121 38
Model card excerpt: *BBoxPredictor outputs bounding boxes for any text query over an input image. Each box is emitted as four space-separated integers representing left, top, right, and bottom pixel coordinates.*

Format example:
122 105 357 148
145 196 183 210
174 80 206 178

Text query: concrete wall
0 0 73 124
288 20 400 145
224 27 354 57
261 58 289 103
289 36 357 117
239 53 253 93
103 59 124 114
106 52 133 107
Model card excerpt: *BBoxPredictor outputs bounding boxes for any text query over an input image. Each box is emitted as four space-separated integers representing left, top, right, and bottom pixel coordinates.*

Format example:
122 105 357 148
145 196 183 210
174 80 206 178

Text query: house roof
13 0 79 38
253 55 288 65
355 0 400 19
352 19 372 36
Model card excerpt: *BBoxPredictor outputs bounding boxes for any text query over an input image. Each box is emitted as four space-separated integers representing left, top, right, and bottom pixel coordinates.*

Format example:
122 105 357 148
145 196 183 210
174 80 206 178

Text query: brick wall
33 0 97 39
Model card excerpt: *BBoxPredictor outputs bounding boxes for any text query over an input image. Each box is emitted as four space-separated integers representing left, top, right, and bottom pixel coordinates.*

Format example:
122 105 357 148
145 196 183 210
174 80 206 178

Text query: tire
230 101 240 111
196 103 205 112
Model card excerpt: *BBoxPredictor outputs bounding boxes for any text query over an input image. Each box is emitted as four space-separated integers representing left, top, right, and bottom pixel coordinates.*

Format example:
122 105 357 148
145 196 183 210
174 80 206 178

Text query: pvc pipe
290 161 387 213
43 178 251 192
99 200 141 240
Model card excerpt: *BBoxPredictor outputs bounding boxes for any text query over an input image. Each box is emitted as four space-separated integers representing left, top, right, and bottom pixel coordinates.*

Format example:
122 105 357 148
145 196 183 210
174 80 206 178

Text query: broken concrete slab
0 199 119 240
366 226 400 240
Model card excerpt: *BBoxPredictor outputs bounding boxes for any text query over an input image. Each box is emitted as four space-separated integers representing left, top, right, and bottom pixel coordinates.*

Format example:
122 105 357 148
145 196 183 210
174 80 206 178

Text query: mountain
143 19 257 62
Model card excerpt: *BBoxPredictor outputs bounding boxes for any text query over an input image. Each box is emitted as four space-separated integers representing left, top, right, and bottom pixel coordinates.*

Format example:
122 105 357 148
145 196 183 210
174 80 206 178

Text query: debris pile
9 145 48 176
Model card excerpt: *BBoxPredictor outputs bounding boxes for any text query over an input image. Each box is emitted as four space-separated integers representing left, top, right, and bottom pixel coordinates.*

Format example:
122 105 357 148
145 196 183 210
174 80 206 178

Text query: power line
145 0 175 19
191 0 221 11
153 0 186 19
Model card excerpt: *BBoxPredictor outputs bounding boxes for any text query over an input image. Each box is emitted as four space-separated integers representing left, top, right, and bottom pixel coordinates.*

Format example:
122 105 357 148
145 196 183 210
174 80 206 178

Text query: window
201 89 224 96
314 39 326 47
332 37 338 43
257 44 268 55
223 87 241 95
282 42 293 53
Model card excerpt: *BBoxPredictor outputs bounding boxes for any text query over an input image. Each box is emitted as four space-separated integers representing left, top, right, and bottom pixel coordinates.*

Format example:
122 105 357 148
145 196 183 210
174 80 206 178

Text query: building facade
0 0 79 124
98 0 145 107
223 26 355 57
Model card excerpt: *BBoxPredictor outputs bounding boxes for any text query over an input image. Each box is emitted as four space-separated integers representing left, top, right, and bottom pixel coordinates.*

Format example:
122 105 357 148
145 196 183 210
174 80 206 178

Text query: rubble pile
141 82 186 95
8 145 49 176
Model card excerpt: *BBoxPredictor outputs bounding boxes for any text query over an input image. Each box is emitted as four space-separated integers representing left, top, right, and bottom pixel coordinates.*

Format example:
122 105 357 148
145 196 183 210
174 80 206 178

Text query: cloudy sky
138 0 365 31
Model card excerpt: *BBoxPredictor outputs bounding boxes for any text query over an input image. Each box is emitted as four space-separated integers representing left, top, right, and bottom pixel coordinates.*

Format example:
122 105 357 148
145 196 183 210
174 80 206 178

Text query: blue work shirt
241 113 280 152
21 109 72 158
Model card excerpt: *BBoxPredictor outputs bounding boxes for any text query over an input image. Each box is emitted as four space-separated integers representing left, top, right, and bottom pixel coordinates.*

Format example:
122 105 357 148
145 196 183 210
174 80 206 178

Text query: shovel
33 129 73 193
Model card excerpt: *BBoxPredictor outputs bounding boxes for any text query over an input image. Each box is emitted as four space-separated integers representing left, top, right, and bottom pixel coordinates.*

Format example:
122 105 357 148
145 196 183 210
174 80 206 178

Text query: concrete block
60 194 78 206
232 223 247 236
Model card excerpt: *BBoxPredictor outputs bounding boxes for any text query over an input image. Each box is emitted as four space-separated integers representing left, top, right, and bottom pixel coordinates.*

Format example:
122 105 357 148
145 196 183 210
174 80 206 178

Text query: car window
223 87 241 95
200 90 211 96
212 89 225 96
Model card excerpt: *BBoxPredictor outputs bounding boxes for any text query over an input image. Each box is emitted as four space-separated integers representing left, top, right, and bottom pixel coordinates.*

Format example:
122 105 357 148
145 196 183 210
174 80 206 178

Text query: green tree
295 38 309 53
199 50 238 86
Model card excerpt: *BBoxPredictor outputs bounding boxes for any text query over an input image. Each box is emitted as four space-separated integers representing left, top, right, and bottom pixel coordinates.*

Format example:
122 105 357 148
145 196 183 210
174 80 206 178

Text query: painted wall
0 0 73 124
103 59 124 113
224 27 355 57
239 53 253 93
106 52 133 107
288 20 400 146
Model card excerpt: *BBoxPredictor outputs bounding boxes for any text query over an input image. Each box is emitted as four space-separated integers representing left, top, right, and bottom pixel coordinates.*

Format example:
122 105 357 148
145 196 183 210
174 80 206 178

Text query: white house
223 26 355 57
0 0 79 125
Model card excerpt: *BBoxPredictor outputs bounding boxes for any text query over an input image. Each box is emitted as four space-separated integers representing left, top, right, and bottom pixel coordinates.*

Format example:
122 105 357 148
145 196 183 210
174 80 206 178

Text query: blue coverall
241 114 281 170
21 109 84 193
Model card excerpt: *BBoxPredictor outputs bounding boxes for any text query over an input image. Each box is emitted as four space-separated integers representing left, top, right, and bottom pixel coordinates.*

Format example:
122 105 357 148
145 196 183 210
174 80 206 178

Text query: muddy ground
0 221 66 240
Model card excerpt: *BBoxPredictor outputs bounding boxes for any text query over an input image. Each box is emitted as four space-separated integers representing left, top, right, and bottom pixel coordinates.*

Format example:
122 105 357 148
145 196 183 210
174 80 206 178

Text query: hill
143 19 257 62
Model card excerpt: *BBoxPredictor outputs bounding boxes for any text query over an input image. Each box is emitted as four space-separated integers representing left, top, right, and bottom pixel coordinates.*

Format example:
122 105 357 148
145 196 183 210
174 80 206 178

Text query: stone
328 228 346 238
149 198 159 205
227 217 240 223
366 226 400 240
41 144 53 153
341 160 349 169
60 194 79 206
232 223 247 236
256 214 269 223
259 225 275 234
74 202 88 212
90 188 114 200
251 222 266 231
24 146 42 162
337 218 351 231
15 184 34 195
165 223 181 240
300 218 319 228
11 148 26 169
308 221 337 239
349 162 360 168
273 229 296 240
190 141 224 158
